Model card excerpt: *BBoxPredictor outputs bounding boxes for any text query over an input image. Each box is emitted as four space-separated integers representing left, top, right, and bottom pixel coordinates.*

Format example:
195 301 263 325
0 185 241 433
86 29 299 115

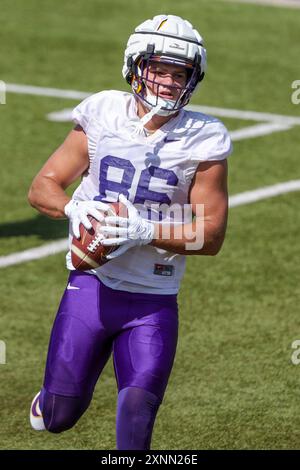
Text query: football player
28 14 232 449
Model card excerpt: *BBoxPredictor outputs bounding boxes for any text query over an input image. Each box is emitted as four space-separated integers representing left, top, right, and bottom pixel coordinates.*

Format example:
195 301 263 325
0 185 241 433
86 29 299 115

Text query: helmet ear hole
198 72 205 83
126 57 134 84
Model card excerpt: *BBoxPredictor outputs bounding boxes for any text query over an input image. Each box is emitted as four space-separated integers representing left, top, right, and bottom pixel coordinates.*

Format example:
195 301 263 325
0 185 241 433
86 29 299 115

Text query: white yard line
0 239 69 268
6 82 300 126
47 108 75 122
6 83 89 100
229 122 293 140
229 180 300 207
187 105 300 126
1 180 300 268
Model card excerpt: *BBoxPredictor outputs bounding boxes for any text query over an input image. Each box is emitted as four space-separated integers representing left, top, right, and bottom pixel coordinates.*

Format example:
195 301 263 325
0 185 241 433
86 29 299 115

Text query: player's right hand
64 199 111 239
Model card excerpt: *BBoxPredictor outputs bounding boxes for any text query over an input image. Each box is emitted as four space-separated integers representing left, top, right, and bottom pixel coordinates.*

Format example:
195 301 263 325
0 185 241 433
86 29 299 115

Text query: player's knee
42 390 90 434
45 408 79 434
46 414 78 434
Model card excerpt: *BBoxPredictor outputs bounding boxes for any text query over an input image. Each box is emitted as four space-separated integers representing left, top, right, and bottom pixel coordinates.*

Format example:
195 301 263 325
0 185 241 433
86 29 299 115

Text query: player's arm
28 125 89 219
101 160 228 258
151 159 228 255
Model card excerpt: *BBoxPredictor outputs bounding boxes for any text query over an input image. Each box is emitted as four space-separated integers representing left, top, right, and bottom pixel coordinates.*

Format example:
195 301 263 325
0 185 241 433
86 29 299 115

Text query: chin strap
131 103 163 137
131 82 180 137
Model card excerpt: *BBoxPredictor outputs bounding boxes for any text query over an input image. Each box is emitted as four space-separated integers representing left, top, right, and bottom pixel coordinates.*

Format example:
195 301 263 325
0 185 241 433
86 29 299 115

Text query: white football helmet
123 14 207 117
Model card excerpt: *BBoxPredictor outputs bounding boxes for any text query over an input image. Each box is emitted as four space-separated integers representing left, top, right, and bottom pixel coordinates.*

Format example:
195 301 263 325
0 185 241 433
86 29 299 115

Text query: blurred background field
0 0 300 449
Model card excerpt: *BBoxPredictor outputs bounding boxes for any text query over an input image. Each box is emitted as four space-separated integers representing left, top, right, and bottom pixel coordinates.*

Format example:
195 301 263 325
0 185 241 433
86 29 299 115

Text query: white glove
64 199 111 239
100 194 155 259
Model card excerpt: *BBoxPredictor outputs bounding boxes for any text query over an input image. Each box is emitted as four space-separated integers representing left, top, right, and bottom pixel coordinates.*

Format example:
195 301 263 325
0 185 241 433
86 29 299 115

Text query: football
71 201 126 271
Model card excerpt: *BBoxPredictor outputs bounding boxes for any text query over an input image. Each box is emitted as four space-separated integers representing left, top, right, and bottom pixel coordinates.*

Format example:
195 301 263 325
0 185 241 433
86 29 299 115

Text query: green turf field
0 0 300 450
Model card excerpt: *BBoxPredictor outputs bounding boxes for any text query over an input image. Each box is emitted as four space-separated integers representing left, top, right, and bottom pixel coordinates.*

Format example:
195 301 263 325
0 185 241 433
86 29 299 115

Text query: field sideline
0 0 300 450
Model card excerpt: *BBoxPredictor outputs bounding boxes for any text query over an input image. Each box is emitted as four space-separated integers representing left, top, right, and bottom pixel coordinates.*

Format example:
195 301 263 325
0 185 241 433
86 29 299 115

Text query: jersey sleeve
192 120 232 162
184 119 232 181
71 93 104 163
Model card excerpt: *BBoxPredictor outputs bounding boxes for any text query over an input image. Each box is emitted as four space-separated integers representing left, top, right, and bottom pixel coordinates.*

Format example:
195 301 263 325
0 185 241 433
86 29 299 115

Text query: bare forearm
150 219 226 256
28 176 70 219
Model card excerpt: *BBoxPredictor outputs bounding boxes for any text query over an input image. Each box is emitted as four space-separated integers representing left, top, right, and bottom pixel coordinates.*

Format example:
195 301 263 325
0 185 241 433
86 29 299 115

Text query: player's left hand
100 194 155 259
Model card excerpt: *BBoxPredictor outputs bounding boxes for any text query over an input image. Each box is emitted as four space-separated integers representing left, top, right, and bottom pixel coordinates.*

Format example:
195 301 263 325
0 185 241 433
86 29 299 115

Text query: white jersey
66 90 232 294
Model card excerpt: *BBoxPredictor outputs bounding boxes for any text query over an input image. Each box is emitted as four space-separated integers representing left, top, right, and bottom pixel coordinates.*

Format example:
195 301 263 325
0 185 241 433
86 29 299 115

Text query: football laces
87 233 105 253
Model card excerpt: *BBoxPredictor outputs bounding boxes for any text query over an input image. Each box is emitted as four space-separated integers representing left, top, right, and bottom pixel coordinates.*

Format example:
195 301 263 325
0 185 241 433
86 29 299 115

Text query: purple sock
116 386 161 450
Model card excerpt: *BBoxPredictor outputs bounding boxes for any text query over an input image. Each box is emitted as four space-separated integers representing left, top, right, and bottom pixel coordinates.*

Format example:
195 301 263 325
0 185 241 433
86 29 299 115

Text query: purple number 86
94 155 178 205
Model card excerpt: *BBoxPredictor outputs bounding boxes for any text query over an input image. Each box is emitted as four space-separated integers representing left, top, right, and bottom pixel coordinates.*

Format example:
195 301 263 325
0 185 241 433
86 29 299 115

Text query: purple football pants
40 271 178 449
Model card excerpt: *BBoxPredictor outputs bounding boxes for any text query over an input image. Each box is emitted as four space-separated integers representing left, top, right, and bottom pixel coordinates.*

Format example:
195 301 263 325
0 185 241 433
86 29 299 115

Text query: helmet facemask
129 51 203 116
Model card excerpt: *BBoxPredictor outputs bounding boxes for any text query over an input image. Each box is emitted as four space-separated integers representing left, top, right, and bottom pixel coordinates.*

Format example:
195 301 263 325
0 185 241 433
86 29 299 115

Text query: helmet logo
169 43 185 51
157 18 168 30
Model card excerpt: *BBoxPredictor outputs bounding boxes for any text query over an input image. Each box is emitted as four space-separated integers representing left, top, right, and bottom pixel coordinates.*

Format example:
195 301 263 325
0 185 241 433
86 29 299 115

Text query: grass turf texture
0 0 300 449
